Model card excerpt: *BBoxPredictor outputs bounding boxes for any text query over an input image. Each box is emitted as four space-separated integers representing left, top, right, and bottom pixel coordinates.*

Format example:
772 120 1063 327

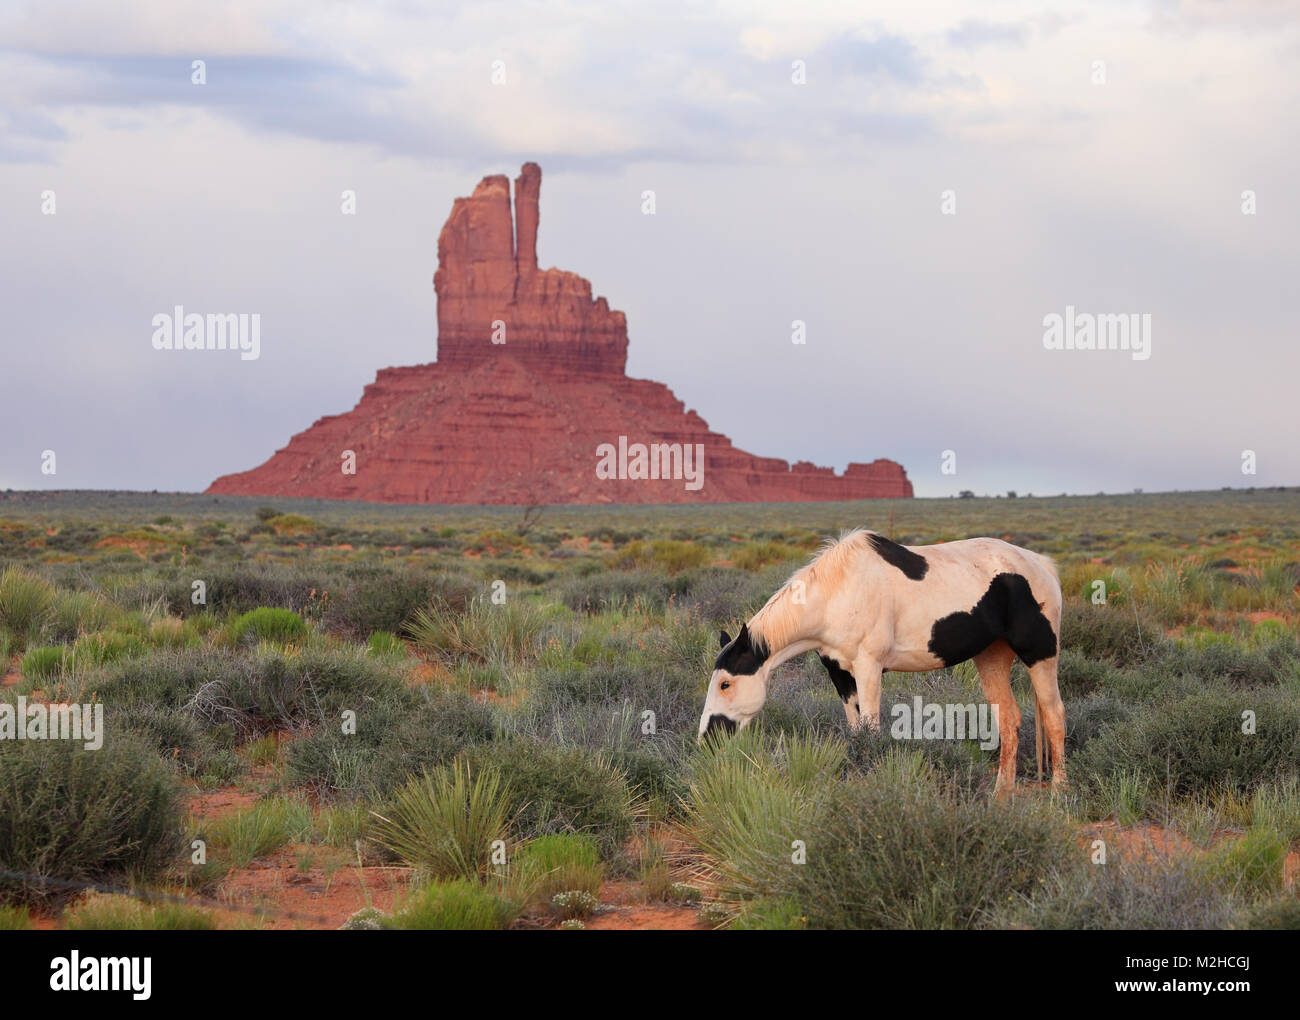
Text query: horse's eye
720 680 731 691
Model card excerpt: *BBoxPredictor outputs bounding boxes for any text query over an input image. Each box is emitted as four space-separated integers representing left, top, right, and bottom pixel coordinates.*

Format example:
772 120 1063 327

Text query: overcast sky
2 0 1297 499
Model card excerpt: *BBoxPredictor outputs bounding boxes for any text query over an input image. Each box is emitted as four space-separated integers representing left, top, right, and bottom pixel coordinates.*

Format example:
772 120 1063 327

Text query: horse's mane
748 528 875 651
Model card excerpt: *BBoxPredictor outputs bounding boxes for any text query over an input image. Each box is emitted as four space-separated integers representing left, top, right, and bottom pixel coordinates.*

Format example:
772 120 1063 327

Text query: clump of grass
407 596 551 668
62 893 216 930
68 629 147 671
0 904 32 929
386 878 520 930
1249 775 1300 844
0 566 56 649
267 513 317 536
242 734 281 770
50 590 119 642
148 616 196 649
517 834 604 908
731 897 808 930
609 539 709 575
205 797 314 869
731 541 805 571
635 832 674 901
228 607 308 646
369 760 513 880
366 631 406 658
315 801 373 849
1201 826 1288 896
19 644 66 682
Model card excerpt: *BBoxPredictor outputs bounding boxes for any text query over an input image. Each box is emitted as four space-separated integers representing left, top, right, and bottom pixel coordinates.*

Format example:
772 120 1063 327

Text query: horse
697 529 1066 792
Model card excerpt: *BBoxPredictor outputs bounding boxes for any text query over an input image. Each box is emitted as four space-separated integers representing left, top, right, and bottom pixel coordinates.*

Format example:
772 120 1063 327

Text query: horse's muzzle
701 714 738 742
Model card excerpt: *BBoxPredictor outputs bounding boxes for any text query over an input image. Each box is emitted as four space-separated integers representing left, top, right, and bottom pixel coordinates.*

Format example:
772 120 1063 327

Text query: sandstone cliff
207 164 912 504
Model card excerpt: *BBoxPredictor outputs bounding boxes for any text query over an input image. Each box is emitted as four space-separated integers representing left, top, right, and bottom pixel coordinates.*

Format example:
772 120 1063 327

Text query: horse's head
698 623 771 742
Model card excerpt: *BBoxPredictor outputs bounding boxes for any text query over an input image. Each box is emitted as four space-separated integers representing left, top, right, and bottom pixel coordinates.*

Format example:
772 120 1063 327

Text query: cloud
946 19 1030 50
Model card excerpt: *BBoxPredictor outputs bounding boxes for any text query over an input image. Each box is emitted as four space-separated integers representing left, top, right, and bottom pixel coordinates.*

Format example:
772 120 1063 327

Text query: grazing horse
697 530 1066 792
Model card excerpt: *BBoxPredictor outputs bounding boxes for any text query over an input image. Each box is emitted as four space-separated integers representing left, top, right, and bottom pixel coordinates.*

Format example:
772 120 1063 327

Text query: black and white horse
698 529 1066 792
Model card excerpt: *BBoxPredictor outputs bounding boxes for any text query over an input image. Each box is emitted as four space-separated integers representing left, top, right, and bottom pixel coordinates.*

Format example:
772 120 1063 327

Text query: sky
1 0 1297 499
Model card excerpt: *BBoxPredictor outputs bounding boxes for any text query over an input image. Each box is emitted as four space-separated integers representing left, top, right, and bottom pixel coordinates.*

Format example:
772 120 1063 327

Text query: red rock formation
207 165 912 504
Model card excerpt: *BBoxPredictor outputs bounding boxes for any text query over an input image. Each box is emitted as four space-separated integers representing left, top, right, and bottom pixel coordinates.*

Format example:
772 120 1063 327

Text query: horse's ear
719 630 731 649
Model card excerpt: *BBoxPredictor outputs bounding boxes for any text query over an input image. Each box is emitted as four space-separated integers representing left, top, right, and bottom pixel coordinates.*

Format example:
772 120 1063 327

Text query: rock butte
206 163 913 505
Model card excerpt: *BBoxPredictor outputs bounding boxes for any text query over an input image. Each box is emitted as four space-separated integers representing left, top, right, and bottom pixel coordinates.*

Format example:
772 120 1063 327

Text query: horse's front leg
818 655 861 728
850 656 884 731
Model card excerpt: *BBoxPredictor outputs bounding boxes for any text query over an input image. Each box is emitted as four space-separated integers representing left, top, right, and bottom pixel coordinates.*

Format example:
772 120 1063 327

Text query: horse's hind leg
1027 658 1067 789
973 640 1020 795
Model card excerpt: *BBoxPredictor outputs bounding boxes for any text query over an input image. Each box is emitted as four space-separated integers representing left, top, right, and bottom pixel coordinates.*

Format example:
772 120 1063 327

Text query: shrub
689 738 1073 929
1072 690 1300 798
464 741 636 857
1244 896 1300 930
550 890 599 920
556 570 671 614
84 645 407 741
776 773 1071 928
106 702 239 783
370 760 514 879
1000 850 1236 930
228 607 307 646
1060 601 1163 667
286 685 496 798
0 736 184 906
167 566 324 616
326 570 475 638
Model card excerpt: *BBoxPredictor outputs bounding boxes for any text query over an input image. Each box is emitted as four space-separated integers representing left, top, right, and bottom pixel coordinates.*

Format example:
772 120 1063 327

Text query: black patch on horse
714 624 769 676
866 533 929 581
927 572 1058 667
818 654 857 703
703 714 737 740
